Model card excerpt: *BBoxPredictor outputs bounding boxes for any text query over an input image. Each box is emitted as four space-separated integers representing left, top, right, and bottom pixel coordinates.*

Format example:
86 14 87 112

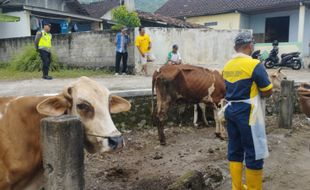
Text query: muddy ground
84 114 310 190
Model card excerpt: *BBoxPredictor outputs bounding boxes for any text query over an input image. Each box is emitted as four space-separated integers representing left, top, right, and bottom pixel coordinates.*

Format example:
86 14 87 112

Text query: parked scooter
264 40 302 70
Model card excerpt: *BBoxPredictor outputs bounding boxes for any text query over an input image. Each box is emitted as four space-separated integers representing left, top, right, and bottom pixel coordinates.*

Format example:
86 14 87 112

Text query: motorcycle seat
281 52 300 58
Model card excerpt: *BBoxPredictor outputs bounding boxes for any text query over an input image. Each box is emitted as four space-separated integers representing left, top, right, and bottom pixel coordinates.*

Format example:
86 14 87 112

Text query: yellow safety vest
38 30 52 49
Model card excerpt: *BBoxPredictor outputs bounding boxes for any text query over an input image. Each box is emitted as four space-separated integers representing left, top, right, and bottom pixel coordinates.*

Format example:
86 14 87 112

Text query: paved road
0 76 152 96
0 69 309 96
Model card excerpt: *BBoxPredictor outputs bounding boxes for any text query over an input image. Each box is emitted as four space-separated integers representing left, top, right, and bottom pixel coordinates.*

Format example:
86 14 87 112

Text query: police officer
222 32 273 190
34 21 53 80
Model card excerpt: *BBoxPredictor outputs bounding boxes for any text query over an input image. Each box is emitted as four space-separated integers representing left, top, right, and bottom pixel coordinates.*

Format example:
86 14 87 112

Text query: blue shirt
116 32 130 53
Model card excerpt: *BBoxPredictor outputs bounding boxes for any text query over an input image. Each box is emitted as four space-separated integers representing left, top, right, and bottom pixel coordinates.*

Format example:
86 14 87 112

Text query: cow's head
270 68 287 90
36 77 131 154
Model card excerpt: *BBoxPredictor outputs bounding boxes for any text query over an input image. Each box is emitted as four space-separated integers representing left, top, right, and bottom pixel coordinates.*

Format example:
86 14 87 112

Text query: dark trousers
115 52 128 73
38 49 51 76
225 103 264 170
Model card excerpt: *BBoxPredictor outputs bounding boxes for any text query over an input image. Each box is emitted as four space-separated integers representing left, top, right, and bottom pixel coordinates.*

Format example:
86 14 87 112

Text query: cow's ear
63 86 73 100
37 96 70 116
110 95 131 114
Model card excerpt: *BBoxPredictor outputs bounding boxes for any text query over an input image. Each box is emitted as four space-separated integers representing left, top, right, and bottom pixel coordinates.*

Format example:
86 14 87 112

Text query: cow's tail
151 73 156 116
151 70 159 125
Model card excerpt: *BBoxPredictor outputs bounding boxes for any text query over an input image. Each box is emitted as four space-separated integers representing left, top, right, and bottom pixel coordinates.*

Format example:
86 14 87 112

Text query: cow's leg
156 97 170 145
213 108 222 139
193 104 199 127
199 103 209 126
214 108 227 140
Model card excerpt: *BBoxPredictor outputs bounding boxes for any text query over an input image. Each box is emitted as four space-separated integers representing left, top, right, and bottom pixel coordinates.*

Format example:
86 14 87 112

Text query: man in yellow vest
34 21 53 80
222 32 273 190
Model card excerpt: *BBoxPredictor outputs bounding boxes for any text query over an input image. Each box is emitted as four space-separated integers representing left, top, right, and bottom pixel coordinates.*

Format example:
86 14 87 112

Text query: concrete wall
0 31 135 71
186 13 241 30
134 27 243 73
250 9 299 42
0 11 31 39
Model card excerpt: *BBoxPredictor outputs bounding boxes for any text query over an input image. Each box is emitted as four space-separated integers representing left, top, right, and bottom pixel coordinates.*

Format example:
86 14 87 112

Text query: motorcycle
264 41 302 70
252 50 262 60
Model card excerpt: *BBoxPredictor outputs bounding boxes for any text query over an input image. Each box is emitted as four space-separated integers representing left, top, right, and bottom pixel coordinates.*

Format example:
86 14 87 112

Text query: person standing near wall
135 26 152 75
34 21 53 80
115 27 131 75
222 32 273 190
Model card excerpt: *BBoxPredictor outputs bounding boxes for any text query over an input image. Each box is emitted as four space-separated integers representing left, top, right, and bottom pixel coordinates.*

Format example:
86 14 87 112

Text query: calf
0 77 131 190
152 64 226 145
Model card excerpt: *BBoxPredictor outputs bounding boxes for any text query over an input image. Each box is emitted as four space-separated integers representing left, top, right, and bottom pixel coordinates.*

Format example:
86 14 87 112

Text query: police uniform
222 32 272 190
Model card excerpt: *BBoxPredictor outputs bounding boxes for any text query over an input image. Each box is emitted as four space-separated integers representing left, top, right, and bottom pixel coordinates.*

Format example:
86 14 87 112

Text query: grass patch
10 45 61 72
0 68 112 81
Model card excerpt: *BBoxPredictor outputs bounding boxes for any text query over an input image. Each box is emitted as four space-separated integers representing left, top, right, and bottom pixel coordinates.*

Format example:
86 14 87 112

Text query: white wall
240 13 250 29
0 11 31 39
250 9 299 42
303 7 310 56
134 27 245 73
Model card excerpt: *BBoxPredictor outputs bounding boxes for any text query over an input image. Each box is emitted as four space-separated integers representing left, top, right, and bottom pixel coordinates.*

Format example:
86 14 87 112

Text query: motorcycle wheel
264 60 274 69
292 60 302 70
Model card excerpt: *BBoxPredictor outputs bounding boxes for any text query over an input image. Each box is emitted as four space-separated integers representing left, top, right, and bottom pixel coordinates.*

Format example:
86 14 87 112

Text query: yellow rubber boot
229 161 244 190
245 168 263 190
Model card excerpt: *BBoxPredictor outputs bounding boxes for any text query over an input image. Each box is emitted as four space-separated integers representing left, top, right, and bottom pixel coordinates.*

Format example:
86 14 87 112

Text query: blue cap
234 32 253 45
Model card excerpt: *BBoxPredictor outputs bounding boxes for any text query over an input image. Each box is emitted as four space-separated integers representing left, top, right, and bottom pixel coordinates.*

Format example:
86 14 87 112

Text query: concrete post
41 115 85 190
298 4 306 43
278 80 295 129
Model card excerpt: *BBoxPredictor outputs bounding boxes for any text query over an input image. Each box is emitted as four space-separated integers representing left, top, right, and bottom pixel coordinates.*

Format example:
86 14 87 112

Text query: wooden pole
278 80 295 129
41 115 84 190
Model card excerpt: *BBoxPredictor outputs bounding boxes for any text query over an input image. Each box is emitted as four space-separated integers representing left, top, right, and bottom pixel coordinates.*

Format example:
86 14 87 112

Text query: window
204 22 218 27
265 16 290 43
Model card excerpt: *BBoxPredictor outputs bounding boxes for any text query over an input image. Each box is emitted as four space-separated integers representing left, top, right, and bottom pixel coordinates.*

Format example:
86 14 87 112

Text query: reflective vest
38 30 52 49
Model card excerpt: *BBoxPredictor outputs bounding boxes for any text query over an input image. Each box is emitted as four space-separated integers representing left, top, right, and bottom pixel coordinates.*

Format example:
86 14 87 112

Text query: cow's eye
77 103 90 111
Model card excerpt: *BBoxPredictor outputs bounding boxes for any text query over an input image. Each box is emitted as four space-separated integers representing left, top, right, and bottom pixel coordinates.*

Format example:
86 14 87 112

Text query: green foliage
111 5 141 31
0 61 9 68
9 45 61 72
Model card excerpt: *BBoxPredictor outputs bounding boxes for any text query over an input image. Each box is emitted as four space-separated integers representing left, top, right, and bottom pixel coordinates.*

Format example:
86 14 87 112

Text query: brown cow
0 77 131 190
152 64 226 145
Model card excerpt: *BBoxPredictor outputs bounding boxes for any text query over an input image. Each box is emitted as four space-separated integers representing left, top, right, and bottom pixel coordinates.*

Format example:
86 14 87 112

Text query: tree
111 5 141 31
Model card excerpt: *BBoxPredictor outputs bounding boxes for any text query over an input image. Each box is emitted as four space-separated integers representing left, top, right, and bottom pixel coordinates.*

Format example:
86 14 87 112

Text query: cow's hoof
160 141 167 146
194 123 198 127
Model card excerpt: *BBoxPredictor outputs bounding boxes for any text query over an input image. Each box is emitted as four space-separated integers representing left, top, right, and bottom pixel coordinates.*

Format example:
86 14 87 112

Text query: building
156 0 310 56
0 0 102 39
82 0 203 28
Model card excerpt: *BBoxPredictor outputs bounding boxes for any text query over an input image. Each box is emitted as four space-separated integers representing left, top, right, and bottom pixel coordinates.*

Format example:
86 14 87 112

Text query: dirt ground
84 114 310 190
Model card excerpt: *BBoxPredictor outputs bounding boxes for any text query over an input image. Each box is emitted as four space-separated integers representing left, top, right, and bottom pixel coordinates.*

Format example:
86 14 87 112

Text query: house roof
156 0 309 18
137 11 204 28
82 0 204 28
65 0 90 16
81 0 169 14
134 0 169 13
82 0 119 19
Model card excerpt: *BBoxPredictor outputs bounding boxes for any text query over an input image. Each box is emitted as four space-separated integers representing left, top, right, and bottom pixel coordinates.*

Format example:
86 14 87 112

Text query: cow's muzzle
108 136 124 150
